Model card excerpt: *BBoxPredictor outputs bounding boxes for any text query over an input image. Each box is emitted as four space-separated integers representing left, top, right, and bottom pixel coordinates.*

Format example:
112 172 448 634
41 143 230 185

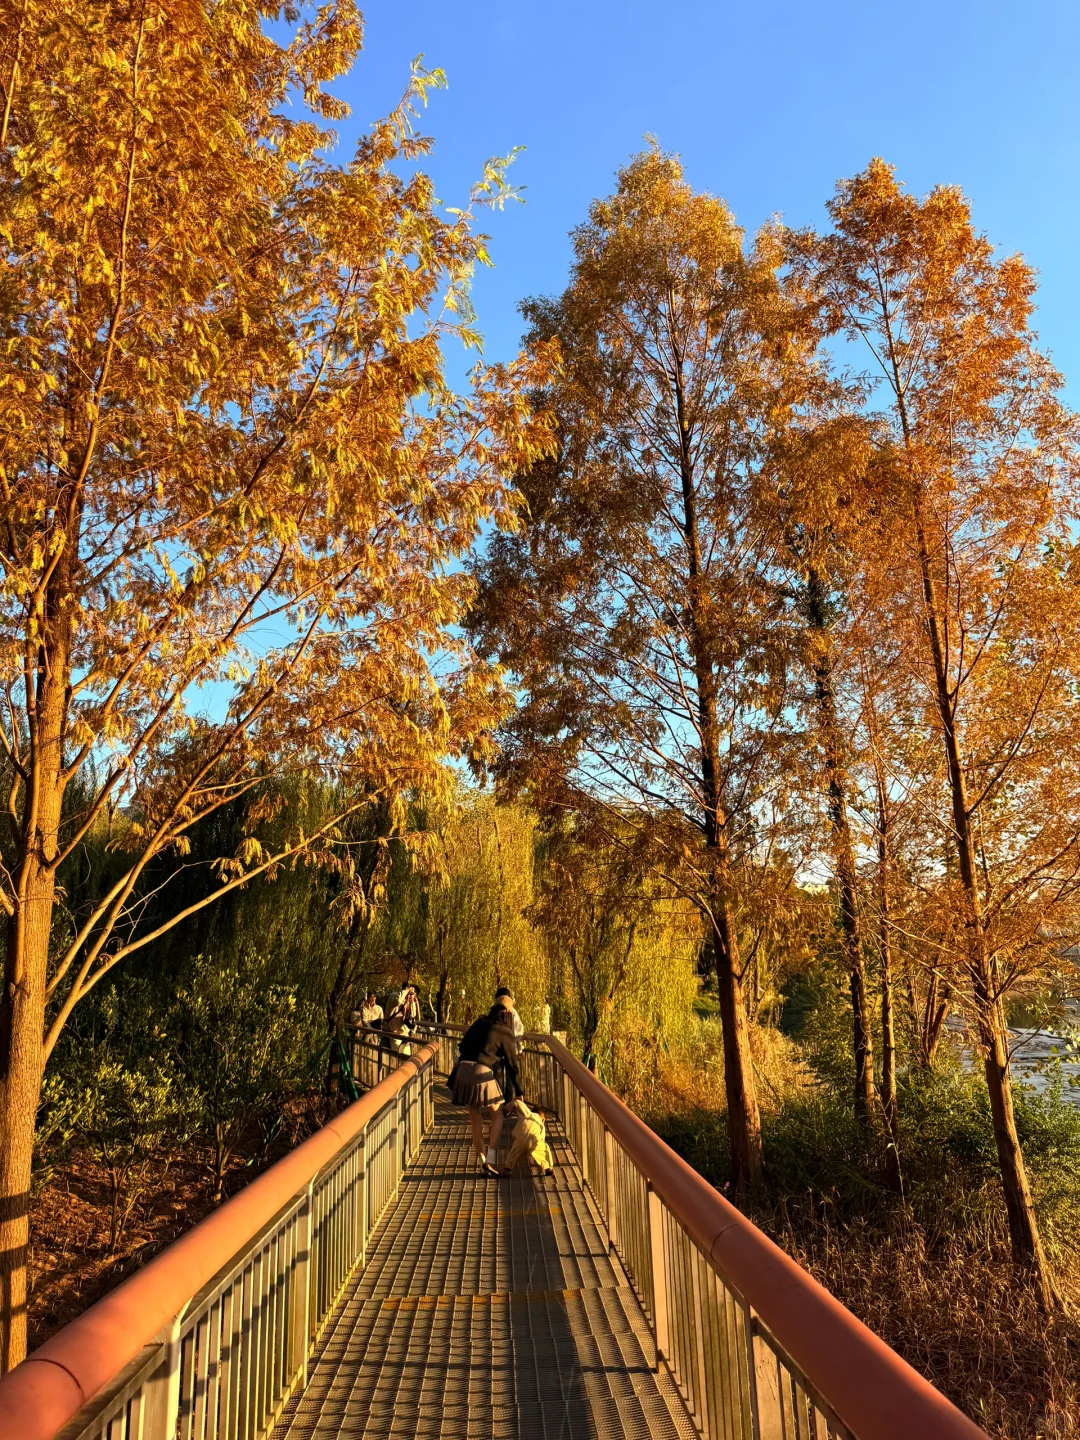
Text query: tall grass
633 1030 1080 1438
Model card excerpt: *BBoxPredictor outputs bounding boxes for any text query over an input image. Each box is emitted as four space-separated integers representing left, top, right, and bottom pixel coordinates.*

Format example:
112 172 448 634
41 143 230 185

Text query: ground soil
28 1091 332 1351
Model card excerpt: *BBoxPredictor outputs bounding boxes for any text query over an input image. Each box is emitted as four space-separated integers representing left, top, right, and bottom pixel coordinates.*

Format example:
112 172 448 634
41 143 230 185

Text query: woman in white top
359 994 383 1028
494 987 524 1037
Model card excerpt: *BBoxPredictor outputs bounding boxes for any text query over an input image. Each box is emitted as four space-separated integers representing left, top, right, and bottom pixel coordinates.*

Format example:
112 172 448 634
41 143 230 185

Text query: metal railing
348 1024 458 1093
541 1036 986 1440
0 1025 988 1440
360 1019 558 1108
1 1042 440 1440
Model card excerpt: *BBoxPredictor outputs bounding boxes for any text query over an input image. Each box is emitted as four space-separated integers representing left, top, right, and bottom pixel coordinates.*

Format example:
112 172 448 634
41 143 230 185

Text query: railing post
288 1180 315 1374
743 1305 785 1440
356 1131 368 1274
578 1091 589 1183
646 1182 669 1371
603 1129 617 1253
689 1247 710 1432
141 1310 184 1440
393 1090 402 1192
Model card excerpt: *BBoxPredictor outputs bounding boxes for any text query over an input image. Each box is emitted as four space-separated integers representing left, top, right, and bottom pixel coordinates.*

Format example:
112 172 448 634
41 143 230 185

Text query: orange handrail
546 1037 987 1440
0 1043 438 1440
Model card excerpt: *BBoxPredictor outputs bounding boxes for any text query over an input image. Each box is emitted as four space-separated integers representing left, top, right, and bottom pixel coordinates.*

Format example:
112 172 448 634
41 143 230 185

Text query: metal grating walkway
278 1091 697 1439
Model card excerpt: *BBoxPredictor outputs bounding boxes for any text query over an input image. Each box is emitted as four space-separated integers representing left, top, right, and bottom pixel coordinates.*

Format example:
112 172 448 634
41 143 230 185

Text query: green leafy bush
169 953 322 1199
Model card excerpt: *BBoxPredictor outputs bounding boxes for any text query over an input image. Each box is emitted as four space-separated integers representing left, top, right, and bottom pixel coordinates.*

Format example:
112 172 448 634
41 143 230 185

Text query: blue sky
324 0 1080 400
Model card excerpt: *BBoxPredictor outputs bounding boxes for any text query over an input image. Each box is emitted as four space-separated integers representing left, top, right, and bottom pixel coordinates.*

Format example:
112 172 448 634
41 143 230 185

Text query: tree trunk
671 337 765 1191
879 907 897 1127
580 979 600 1064
109 1171 123 1253
909 486 1053 1305
874 765 897 1131
872 775 903 1189
1 628 70 1369
806 571 875 1120
0 879 51 1370
435 968 450 1024
923 983 950 1068
713 900 765 1192
908 956 950 1068
977 988 1050 1287
881 331 1053 1293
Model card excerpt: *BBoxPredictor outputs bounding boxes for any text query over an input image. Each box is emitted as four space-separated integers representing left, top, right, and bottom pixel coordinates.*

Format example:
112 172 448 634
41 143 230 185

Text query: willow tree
379 792 547 1027
530 816 699 1075
472 149 799 1191
0 0 551 1366
797 159 1080 1306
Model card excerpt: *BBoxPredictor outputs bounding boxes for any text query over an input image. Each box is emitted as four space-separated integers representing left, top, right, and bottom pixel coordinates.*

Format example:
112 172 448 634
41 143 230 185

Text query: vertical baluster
718 1280 743 1440
392 1093 401 1200
745 1317 786 1440
577 1091 589 1182
254 1246 270 1438
673 1224 691 1406
269 1227 285 1412
356 1129 368 1271
141 1310 184 1440
128 1387 145 1440
710 1275 732 1440
179 1330 197 1440
235 1266 252 1440
191 1313 210 1440
791 1380 814 1440
603 1130 617 1253
646 1182 669 1370
692 1253 715 1439
220 1283 238 1440
330 1166 341 1302
205 1297 224 1440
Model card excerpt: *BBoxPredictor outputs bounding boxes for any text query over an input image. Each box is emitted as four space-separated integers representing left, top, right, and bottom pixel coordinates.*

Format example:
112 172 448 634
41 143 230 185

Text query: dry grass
629 1025 1080 1440
762 1205 1080 1439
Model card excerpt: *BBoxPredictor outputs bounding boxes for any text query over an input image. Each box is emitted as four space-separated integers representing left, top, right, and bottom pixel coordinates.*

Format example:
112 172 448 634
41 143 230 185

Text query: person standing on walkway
451 1003 522 1176
396 983 421 1029
351 992 384 1085
491 989 524 1106
359 992 384 1029
493 986 524 1038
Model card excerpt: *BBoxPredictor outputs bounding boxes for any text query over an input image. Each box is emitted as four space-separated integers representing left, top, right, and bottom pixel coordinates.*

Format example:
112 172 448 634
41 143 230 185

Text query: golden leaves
0 0 555 1035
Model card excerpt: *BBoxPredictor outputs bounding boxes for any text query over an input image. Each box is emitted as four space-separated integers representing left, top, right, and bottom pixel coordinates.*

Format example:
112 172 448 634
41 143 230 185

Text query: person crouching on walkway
451 1003 522 1177
501 1098 554 1177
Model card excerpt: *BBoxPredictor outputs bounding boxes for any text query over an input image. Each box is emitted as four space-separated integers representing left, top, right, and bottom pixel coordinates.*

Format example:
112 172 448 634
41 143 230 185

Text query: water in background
948 1005 1080 1106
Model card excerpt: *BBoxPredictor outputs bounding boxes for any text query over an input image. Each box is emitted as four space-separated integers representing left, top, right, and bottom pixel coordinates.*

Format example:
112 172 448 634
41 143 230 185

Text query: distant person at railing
380 984 419 1059
359 993 383 1029
393 983 421 1029
493 986 524 1038
450 1004 523 1176
384 1009 412 1058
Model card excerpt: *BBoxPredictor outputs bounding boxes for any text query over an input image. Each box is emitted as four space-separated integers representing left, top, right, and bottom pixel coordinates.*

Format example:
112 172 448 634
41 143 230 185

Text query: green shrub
169 952 323 1199
648 1058 1080 1269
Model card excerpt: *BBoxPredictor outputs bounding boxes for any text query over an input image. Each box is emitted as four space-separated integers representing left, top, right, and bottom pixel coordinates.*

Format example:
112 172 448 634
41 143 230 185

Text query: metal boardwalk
279 1092 696 1440
0 1034 990 1440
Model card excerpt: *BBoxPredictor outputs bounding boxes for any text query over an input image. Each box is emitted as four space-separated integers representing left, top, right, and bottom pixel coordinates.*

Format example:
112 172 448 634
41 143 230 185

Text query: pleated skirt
451 1059 504 1109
